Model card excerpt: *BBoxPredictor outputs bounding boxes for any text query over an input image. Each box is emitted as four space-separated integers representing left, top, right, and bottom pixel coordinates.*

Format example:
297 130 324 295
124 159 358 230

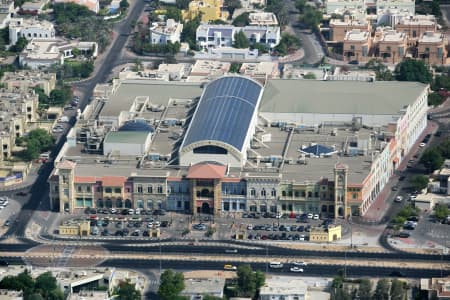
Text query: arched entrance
116 198 123 208
96 199 103 208
105 199 112 208
125 199 132 208
201 202 210 214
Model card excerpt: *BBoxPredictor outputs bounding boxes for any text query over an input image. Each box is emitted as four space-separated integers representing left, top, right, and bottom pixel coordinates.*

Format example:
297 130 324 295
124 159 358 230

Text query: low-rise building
9 17 55 45
260 276 308 300
375 29 407 64
149 19 183 45
157 63 191 80
1 71 56 95
248 12 278 26
376 0 415 19
54 0 99 13
239 61 279 80
19 38 98 69
0 289 23 300
325 0 366 19
67 291 110 300
420 276 450 299
196 24 280 50
187 60 230 81
395 15 437 43
417 31 448 65
181 277 226 299
59 220 90 236
309 224 342 242
20 0 49 14
343 29 372 63
329 17 371 42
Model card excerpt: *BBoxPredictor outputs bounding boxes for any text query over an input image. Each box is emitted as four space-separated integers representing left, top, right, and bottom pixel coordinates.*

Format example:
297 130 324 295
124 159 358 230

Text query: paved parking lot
409 212 450 249
0 196 20 235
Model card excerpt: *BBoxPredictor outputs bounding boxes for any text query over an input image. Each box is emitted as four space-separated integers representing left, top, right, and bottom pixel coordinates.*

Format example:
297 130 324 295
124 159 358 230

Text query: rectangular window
86 186 91 193
239 203 245 210
137 186 143 193
148 186 153 193
77 186 82 192
114 188 121 193
105 187 112 193
223 202 230 211
288 204 293 211
85 198 92 207
75 198 83 207
64 188 69 196
96 187 102 193
177 201 182 208
232 202 237 210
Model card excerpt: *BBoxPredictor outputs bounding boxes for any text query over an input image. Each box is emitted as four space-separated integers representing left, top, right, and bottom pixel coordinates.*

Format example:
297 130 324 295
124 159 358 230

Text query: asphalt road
283 0 324 64
99 259 449 279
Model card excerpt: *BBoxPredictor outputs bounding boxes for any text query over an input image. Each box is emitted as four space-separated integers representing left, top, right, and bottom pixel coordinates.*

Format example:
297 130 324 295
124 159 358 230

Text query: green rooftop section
260 80 428 115
104 131 150 144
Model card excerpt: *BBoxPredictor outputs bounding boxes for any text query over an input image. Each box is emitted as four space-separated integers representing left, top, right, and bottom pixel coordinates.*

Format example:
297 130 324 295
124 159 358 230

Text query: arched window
261 189 266 197
157 185 163 194
282 191 286 197
250 188 256 197
271 189 276 197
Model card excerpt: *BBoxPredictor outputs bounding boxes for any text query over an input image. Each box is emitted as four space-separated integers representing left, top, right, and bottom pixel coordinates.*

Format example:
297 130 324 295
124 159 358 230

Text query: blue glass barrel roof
182 76 263 152
119 119 155 132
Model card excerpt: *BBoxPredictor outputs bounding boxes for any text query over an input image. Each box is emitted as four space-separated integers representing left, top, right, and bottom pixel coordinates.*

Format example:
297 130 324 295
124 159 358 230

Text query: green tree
233 31 249 48
434 204 449 220
11 36 28 52
390 279 405 300
119 0 129 10
364 59 393 81
165 6 182 21
295 0 307 13
176 0 190 9
373 279 390 300
224 0 242 17
251 43 269 54
358 278 372 300
113 279 141 300
274 33 301 56
158 269 185 300
437 138 450 158
181 16 201 49
299 6 322 31
265 0 288 26
395 59 432 83
229 62 242 73
410 175 429 191
49 86 73 106
428 93 444 106
232 12 250 26
331 276 351 300
421 147 444 171
236 265 264 298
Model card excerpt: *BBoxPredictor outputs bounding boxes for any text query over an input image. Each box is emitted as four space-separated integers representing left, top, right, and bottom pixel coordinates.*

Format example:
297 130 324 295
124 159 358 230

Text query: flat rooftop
99 80 202 118
260 80 427 115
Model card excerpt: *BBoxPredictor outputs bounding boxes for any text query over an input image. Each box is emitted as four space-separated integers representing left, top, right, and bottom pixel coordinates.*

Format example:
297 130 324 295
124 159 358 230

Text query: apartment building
329 17 371 42
9 17 55 45
395 15 437 42
20 0 50 14
375 29 407 64
417 31 448 65
48 75 428 218
376 0 415 17
149 19 183 45
196 24 281 49
1 71 56 95
0 90 39 161
343 29 372 62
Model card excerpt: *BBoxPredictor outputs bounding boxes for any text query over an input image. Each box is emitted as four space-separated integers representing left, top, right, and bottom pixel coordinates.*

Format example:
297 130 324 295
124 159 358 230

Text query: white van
269 262 284 269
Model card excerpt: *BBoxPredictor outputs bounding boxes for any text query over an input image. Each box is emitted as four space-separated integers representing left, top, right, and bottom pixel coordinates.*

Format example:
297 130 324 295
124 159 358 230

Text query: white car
52 127 64 133
419 143 426 147
292 261 308 267
290 267 304 273
395 196 403 203
307 213 313 219
154 221 161 227
147 222 153 228
299 234 305 241
313 214 319 220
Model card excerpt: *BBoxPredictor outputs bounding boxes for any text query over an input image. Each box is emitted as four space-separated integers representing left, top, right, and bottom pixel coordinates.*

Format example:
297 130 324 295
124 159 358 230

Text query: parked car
292 261 308 267
290 267 304 273
224 264 237 270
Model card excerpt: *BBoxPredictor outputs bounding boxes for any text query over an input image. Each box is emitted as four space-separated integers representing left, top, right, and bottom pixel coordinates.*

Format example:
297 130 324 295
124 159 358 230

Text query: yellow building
182 0 227 22
309 225 341 243
59 221 90 236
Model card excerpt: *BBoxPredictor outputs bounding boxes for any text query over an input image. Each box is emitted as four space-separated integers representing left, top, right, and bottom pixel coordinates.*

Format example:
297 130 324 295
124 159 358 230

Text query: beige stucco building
329 17 371 42
395 15 437 44
375 29 408 64
343 29 372 62
417 31 448 65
